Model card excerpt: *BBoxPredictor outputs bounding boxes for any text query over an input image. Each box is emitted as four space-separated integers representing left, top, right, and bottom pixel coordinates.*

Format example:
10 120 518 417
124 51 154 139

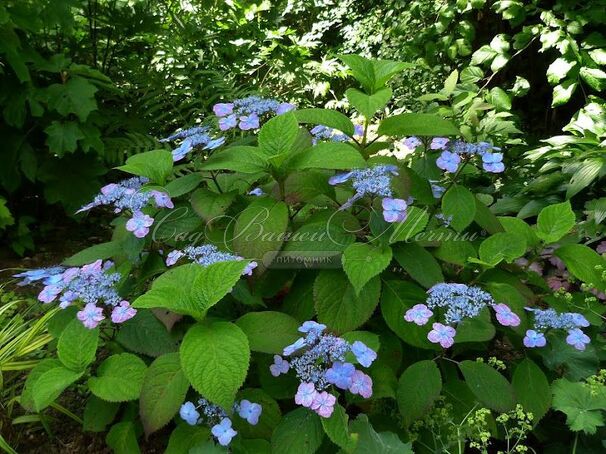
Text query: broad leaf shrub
13 55 606 452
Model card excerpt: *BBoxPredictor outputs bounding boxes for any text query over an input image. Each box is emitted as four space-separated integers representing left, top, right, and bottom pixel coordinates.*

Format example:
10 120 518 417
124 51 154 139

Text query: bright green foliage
553 379 606 434
139 353 190 435
235 311 300 354
57 319 98 372
180 321 250 409
342 243 392 294
88 353 147 402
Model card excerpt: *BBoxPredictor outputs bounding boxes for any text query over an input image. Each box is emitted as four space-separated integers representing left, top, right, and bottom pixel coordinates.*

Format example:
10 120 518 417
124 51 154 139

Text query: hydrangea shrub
15 55 606 453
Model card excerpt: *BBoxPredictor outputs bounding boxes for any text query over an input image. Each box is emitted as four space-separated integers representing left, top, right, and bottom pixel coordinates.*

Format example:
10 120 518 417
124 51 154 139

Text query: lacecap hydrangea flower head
77 176 174 238
165 244 257 276
410 136 504 174
179 397 262 446
212 95 295 131
270 321 376 418
404 283 520 348
310 124 364 145
328 164 409 223
160 125 225 162
523 308 591 351
14 259 135 329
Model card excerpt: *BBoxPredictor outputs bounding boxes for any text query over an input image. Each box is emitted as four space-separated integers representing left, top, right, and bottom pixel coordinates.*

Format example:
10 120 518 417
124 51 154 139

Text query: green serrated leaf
459 360 515 412
314 270 381 333
378 113 459 137
442 185 476 232
140 352 190 435
88 353 147 402
180 321 250 409
397 360 442 426
346 87 392 119
536 201 575 243
342 243 392 294
116 149 173 184
271 408 324 454
235 311 300 354
57 319 99 371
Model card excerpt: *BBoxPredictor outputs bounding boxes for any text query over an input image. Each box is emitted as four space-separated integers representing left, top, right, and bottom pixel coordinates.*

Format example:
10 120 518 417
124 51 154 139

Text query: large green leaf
106 421 140 454
235 311 300 354
397 360 442 426
342 243 392 294
233 198 289 265
88 353 147 402
20 359 63 411
320 404 356 452
346 87 392 119
180 321 250 409
378 113 459 137
339 54 411 93
271 408 324 454
287 142 366 170
350 415 413 453
44 120 84 155
116 149 173 184
190 188 237 223
535 201 575 244
140 353 190 435
45 76 98 122
512 359 551 423
441 185 476 232
32 366 82 411
133 261 248 319
388 206 430 243
478 232 527 266
259 112 299 157
57 318 99 372
393 243 443 288
115 309 177 357
314 270 381 333
459 360 515 412
62 241 124 266
555 244 606 291
380 280 437 350
83 396 120 432
199 146 269 173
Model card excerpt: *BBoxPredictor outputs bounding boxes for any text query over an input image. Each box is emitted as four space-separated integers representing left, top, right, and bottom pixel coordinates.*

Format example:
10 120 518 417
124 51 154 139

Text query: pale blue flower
179 402 200 425
523 329 547 348
211 418 237 446
436 150 460 173
351 341 377 367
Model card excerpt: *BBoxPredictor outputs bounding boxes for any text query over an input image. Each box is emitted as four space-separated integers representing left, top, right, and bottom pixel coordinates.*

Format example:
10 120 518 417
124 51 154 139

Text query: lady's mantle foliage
271 321 376 418
179 397 262 446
